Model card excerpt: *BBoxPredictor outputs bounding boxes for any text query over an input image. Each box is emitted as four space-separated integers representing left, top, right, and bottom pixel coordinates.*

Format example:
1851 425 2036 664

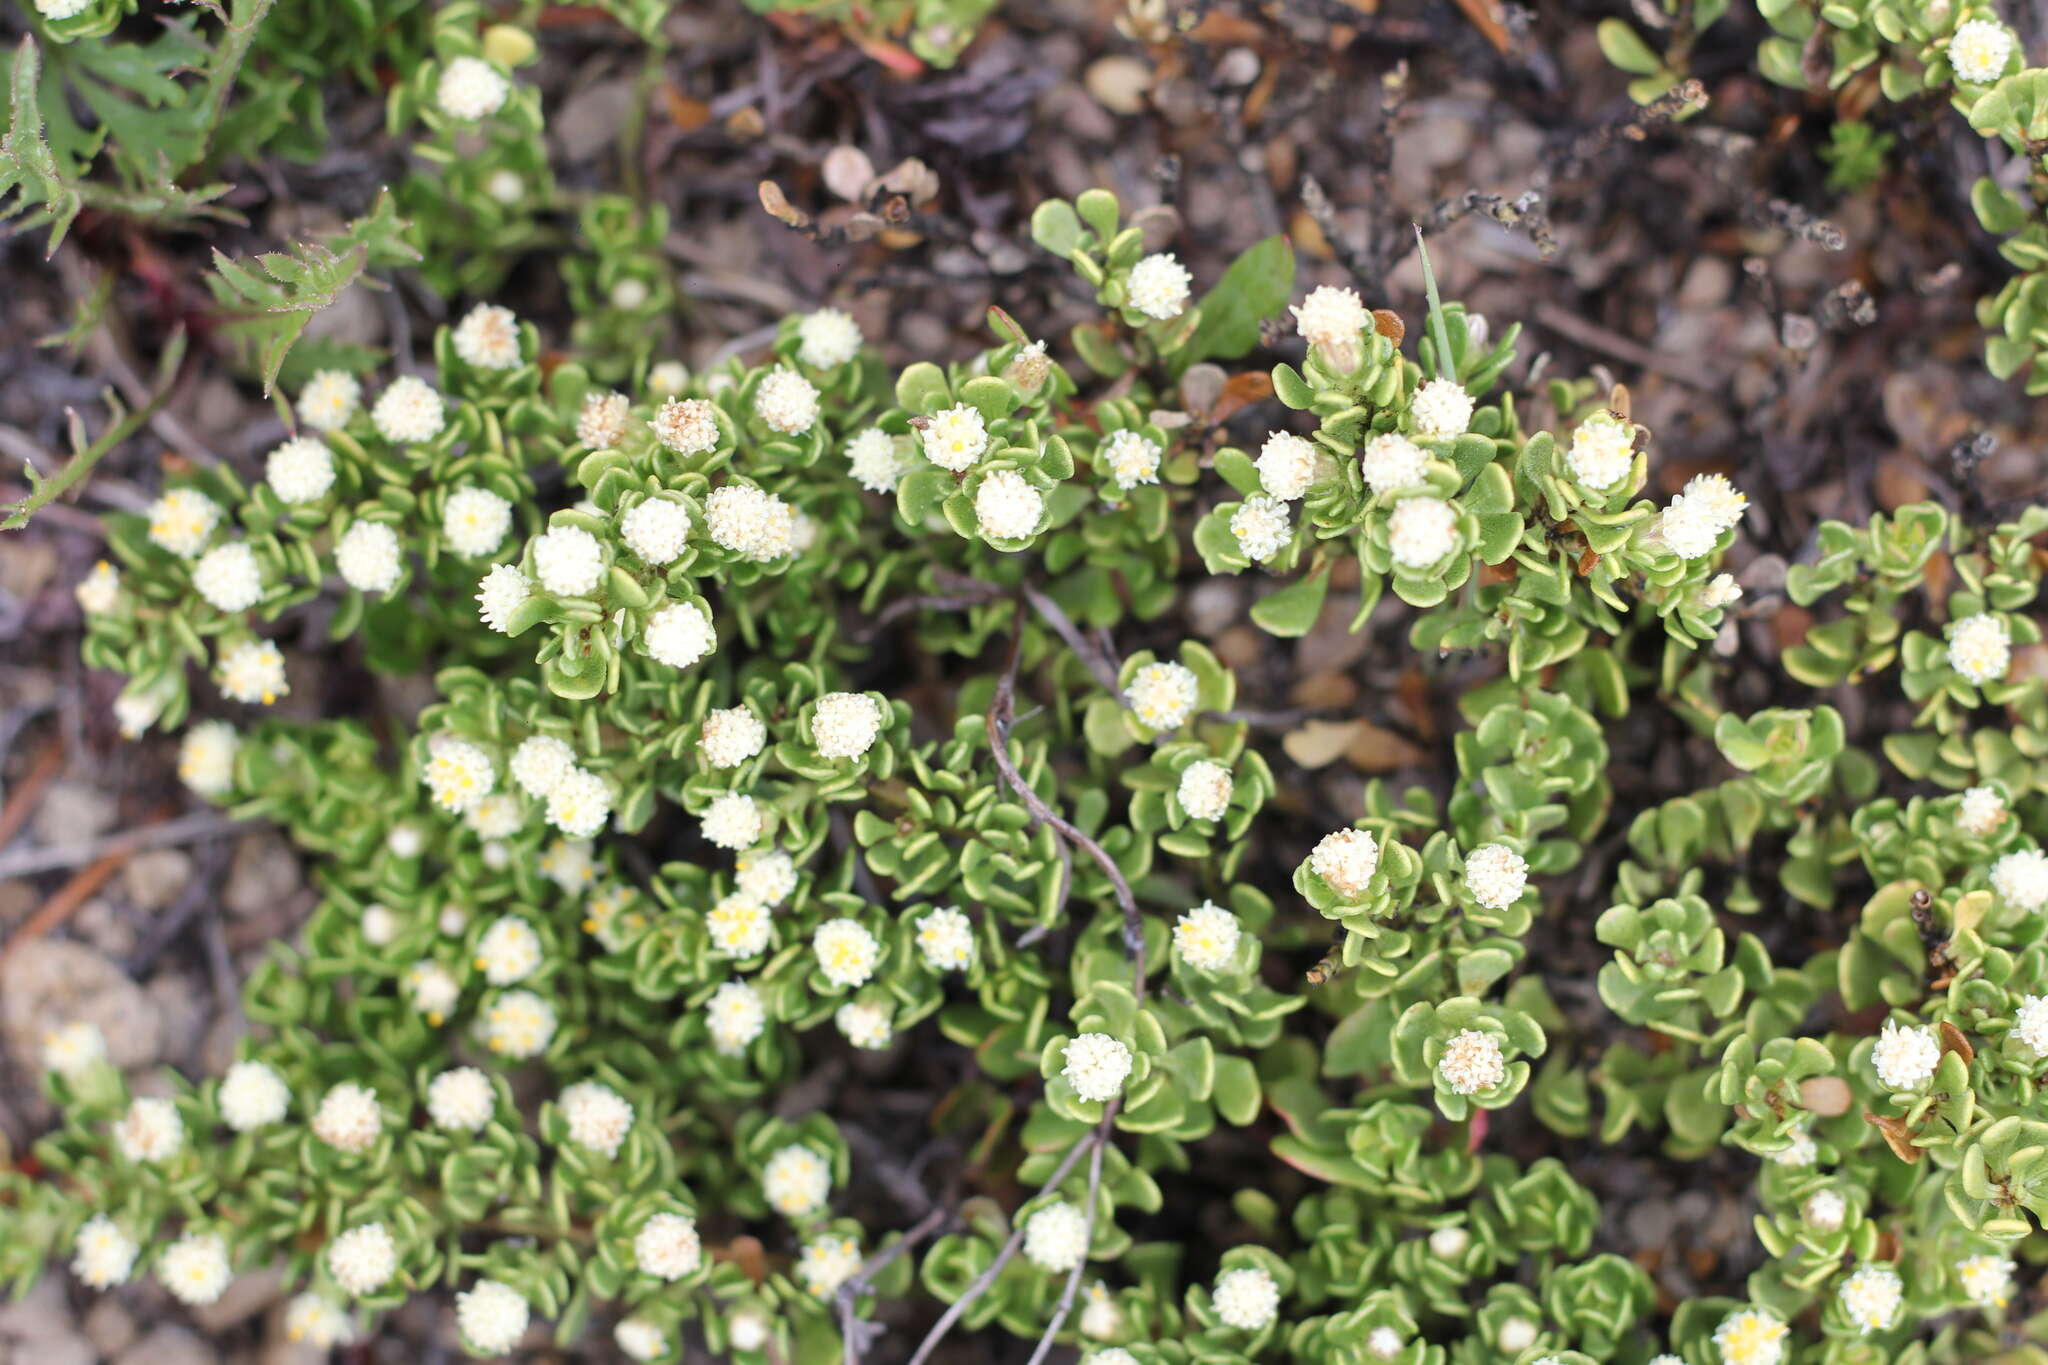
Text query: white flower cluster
921 405 988 471
764 1144 833 1217
116 1096 183 1163
1230 495 1291 563
476 914 542 984
327 1223 398 1296
371 376 445 444
1957 784 2008 837
700 705 768 768
284 1295 354 1349
577 390 631 449
1565 411 1634 491
1872 1018 1941 1090
1949 18 2015 83
561 1080 634 1157
1127 253 1191 320
297 370 361 431
532 525 605 597
148 487 221 557
1949 612 2011 685
428 1067 496 1132
755 367 820 434
1102 429 1163 490
41 1020 105 1076
1651 473 1747 559
813 917 882 988
71 1216 138 1290
1255 431 1317 500
707 893 771 958
478 989 557 1058
705 484 796 560
620 497 691 565
702 792 765 850
634 1211 702 1280
846 428 911 493
976 470 1045 541
1023 1200 1090 1271
2012 993 2048 1056
1992 847 2048 911
652 396 720 454
836 1000 892 1048
1386 496 1459 568
644 601 717 668
1409 378 1473 440
452 304 522 370
1124 660 1199 732
1436 1029 1506 1094
1211 1265 1279 1330
706 981 768 1054
1957 1252 2014 1308
1311 827 1380 897
179 720 240 796
218 1059 289 1131
266 436 335 504
193 542 264 613
455 1279 529 1354
1463 843 1528 909
813 691 885 759
75 559 120 614
337 520 403 594
1292 285 1369 370
1836 1262 1903 1332
1173 900 1241 971
1802 1188 1846 1232
219 639 288 705
160 1232 232 1306
796 1235 862 1296
312 1082 383 1153
425 736 496 815
436 57 510 121
1713 1308 1788 1365
1176 759 1233 821
797 308 863 368
916 906 976 972
444 486 512 557
1061 1032 1133 1102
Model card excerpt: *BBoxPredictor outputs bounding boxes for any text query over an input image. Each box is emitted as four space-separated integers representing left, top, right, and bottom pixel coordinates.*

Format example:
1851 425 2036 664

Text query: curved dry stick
901 1122 1102 1365
1024 1112 1113 1365
986 625 1147 990
837 1205 950 1365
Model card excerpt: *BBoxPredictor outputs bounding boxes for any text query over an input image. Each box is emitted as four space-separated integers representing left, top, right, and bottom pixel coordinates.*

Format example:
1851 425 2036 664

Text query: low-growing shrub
5 76 2048 1365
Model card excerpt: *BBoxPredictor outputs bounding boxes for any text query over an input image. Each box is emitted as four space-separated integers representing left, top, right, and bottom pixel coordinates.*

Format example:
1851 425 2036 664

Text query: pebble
84 1299 137 1357
31 782 115 847
116 1325 218 1365
224 834 299 919
0 939 164 1071
192 1267 285 1333
1082 56 1151 116
123 850 193 913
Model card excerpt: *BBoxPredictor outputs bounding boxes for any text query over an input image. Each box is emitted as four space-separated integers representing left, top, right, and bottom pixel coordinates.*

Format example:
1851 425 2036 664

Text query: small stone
224 833 300 918
116 1326 218 1365
191 1266 286 1333
0 1276 71 1340
31 782 115 846
145 974 209 1068
84 1299 137 1356
1084 56 1152 115
123 849 192 913
0 940 163 1071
